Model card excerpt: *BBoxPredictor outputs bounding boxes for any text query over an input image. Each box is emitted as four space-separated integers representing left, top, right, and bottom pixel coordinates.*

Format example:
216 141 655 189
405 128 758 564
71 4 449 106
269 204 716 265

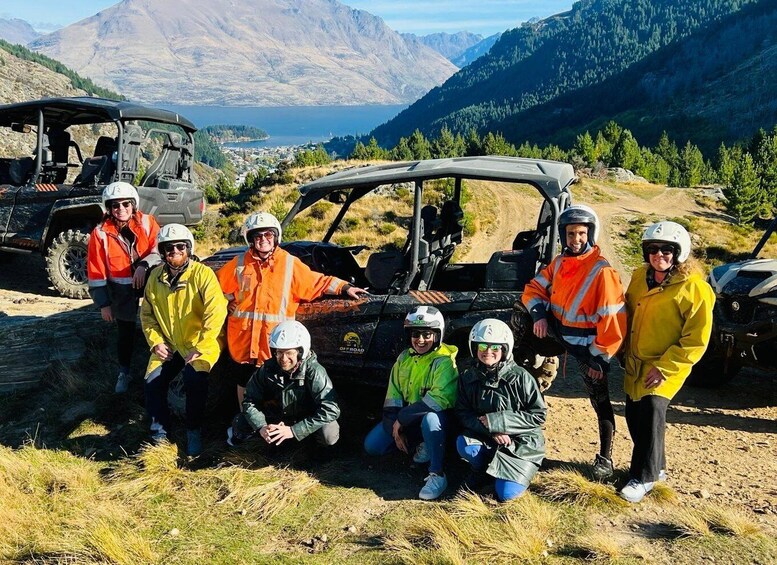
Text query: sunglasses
644 245 675 256
410 330 434 340
251 230 275 241
477 343 502 352
163 242 188 253
109 200 133 210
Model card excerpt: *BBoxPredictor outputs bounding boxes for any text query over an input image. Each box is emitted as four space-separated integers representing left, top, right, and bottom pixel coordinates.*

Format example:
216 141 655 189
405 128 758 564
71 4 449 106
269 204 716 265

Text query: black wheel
686 347 741 387
45 229 90 299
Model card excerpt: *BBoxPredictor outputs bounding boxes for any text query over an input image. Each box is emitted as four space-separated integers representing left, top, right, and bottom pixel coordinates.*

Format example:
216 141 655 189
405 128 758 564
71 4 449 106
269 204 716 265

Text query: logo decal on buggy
339 331 365 354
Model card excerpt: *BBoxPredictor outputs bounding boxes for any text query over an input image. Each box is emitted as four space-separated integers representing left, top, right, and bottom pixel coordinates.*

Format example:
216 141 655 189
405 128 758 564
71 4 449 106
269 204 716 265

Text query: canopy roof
295 156 575 212
0 97 196 131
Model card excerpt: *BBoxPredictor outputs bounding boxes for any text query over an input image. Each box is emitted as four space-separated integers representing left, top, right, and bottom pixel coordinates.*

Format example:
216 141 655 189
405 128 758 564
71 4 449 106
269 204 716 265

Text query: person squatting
95 192 713 503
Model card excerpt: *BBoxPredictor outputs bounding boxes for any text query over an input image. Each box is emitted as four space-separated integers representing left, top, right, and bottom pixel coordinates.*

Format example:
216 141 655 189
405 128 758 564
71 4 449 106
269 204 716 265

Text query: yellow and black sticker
339 331 365 354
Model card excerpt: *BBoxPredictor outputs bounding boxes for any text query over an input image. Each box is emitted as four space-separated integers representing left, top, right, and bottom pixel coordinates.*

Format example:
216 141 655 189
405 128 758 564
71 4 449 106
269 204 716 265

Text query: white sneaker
658 469 667 482
150 418 163 433
115 371 131 393
419 472 447 500
413 442 431 464
619 478 655 503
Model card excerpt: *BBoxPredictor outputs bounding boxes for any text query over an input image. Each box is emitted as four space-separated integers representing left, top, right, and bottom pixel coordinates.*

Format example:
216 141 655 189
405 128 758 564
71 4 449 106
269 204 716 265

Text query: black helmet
558 204 600 245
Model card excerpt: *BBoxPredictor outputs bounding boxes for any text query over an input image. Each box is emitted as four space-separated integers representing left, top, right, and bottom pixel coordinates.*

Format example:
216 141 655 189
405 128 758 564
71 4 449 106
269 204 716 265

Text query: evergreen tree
715 143 736 186
390 137 414 161
408 130 432 160
753 131 777 213
724 154 760 225
482 132 516 156
431 126 458 158
677 141 704 187
464 129 482 156
573 131 597 166
611 129 642 171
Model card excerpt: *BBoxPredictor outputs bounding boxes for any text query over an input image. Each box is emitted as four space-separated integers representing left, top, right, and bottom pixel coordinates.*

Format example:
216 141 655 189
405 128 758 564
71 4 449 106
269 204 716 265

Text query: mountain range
401 31 483 62
28 0 457 106
371 0 765 150
0 18 39 45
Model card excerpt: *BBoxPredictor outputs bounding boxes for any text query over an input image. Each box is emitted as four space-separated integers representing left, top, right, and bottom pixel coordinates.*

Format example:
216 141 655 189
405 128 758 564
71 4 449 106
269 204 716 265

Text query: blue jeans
364 411 448 474
456 435 527 502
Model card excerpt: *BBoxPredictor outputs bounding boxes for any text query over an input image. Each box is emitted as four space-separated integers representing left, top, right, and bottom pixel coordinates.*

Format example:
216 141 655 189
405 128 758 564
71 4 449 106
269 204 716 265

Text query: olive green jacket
456 360 546 486
242 352 340 441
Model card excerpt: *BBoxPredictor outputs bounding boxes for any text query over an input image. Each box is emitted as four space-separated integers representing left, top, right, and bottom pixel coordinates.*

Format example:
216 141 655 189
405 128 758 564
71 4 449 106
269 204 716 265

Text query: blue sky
0 0 575 36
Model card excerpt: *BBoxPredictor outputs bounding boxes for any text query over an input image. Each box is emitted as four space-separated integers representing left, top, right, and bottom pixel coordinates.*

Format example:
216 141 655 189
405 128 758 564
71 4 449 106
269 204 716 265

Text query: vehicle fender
41 196 103 246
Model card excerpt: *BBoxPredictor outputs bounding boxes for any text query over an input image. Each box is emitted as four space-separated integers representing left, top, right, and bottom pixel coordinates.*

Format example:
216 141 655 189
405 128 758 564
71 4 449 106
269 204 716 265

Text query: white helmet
404 305 445 348
469 318 514 361
270 320 311 360
559 204 600 245
158 223 195 254
642 221 691 263
242 212 282 245
102 181 139 210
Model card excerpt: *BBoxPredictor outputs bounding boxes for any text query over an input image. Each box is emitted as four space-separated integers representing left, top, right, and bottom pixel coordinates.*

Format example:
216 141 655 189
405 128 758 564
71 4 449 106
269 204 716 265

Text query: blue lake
159 104 406 147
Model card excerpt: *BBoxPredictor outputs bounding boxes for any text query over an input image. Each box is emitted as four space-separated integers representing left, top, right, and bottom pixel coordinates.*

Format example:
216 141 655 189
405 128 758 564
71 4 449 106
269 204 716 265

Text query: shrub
377 223 396 235
309 202 332 220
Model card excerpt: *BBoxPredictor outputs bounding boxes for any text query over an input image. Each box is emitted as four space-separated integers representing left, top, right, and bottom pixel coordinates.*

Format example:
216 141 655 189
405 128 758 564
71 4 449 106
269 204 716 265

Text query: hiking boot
226 426 243 448
462 470 490 492
413 442 431 464
419 472 447 500
150 425 168 444
115 370 131 393
591 454 614 480
619 478 655 503
187 429 203 457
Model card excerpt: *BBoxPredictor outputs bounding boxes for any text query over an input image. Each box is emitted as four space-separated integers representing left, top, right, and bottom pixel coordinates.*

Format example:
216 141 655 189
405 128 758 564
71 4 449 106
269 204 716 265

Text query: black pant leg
626 395 669 483
144 353 185 431
116 319 136 369
182 363 209 431
582 369 616 460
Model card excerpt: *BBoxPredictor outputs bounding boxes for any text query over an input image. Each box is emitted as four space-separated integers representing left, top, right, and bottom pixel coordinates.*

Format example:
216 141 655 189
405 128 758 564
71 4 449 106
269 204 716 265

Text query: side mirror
11 123 31 134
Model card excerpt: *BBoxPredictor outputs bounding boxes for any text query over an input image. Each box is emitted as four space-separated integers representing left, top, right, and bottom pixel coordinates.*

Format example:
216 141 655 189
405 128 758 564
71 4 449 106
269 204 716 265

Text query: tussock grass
218 466 319 520
385 492 561 563
533 468 629 510
572 531 622 560
0 444 157 564
648 481 679 504
665 504 763 539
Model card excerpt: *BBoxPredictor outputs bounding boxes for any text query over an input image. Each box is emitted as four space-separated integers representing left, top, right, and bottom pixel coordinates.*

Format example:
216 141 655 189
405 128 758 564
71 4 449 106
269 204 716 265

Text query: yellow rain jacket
141 261 228 378
623 264 715 401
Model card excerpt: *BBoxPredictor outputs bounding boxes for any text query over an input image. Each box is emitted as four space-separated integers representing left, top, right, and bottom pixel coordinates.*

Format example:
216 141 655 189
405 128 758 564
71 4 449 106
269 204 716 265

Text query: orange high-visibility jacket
217 247 347 365
522 245 626 366
87 212 160 294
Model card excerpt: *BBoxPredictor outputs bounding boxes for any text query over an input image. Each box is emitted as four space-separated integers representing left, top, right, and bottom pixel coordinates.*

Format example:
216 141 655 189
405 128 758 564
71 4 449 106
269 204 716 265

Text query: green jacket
456 360 546 486
624 264 715 401
383 343 458 417
242 352 340 441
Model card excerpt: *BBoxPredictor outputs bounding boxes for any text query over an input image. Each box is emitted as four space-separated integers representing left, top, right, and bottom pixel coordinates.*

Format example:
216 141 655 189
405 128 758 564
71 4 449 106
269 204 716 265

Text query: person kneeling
228 320 340 450
455 318 547 502
363 306 458 501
